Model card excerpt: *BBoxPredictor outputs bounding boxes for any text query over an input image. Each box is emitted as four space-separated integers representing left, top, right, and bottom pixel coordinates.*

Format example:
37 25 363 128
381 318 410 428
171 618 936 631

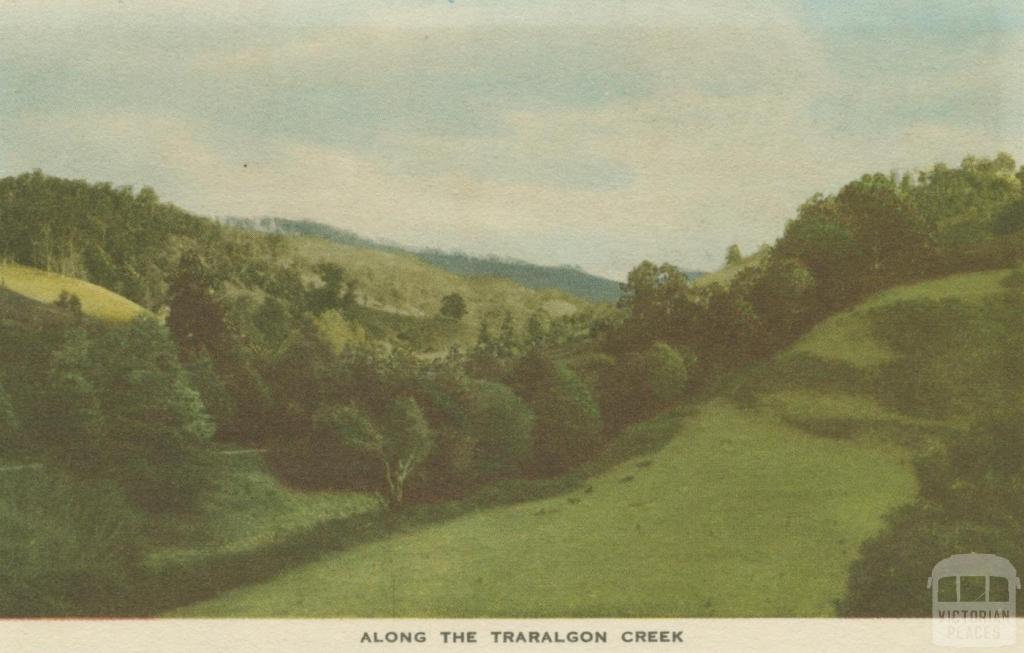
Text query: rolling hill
282 235 597 353
0 262 147 322
4 167 1018 618
170 268 1017 617
224 217 661 303
170 399 914 617
692 247 769 289
789 268 1009 368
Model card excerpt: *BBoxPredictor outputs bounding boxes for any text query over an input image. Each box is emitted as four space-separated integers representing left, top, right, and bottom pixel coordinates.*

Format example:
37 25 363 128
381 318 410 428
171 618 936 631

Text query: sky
2 1 1022 280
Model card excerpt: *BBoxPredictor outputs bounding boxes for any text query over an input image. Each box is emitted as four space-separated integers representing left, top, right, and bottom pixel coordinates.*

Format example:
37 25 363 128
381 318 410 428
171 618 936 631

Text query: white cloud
2 0 1022 280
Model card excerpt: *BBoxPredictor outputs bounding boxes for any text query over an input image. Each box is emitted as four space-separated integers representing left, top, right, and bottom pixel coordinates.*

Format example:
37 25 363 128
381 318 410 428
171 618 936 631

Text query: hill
174 267 1020 617
283 235 594 354
172 398 914 617
0 172 597 356
692 247 768 289
4 156 1022 617
0 275 382 616
0 263 147 322
167 271 1004 618
224 217 644 303
752 267 1024 617
789 268 1009 369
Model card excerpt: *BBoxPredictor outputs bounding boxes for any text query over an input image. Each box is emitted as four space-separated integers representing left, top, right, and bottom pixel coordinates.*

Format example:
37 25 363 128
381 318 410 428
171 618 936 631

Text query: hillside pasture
287 236 595 350
172 401 914 617
0 262 147 322
173 269 1015 617
790 269 1008 368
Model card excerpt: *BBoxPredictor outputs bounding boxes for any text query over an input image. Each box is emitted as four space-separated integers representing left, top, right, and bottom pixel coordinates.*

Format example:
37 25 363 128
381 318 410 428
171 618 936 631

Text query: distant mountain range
221 217 703 303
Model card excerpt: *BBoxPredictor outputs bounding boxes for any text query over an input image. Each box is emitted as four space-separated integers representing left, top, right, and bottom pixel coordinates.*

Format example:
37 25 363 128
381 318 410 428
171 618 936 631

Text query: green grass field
0 262 146 322
172 400 915 617
790 269 1008 368
146 454 381 569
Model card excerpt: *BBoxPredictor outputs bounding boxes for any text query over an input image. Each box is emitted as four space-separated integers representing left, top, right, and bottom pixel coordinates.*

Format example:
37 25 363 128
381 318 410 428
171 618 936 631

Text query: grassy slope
146 454 380 569
761 268 1014 450
0 272 380 601
176 269 1011 617
173 401 912 617
693 249 768 289
790 269 1008 368
227 216 628 303
288 236 592 351
0 262 146 322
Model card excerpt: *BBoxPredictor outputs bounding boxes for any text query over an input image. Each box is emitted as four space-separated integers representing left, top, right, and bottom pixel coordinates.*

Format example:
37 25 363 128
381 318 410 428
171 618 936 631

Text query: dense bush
463 380 535 481
0 381 19 452
0 469 144 616
841 411 1024 617
513 351 603 475
599 342 693 429
605 154 1024 392
41 317 215 512
841 279 1024 616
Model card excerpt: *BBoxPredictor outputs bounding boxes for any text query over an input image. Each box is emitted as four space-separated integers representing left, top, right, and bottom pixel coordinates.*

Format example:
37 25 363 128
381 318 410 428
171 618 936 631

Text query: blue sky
2 1 1022 279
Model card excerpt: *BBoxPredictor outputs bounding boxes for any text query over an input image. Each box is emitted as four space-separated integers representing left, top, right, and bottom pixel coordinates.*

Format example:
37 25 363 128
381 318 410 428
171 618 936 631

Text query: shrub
643 341 693 408
598 342 693 429
43 317 215 512
464 380 535 481
0 469 144 616
0 381 19 451
440 292 467 320
514 351 603 475
53 290 82 316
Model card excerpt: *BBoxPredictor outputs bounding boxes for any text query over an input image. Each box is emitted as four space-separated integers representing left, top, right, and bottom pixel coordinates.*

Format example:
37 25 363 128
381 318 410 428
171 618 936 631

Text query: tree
0 381 19 450
252 295 294 352
45 318 214 512
439 293 467 320
379 397 434 504
53 290 82 317
320 398 434 505
616 261 701 348
643 342 693 408
306 262 356 316
268 319 338 415
44 328 106 473
726 244 743 266
993 199 1024 236
776 194 866 309
600 342 693 429
464 380 534 480
747 256 816 348
698 282 764 368
166 251 226 359
513 351 603 475
835 174 932 285
183 352 235 437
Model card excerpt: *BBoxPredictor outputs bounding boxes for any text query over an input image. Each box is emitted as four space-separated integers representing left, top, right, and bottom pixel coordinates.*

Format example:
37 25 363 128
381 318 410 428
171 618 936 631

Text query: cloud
2 0 1022 280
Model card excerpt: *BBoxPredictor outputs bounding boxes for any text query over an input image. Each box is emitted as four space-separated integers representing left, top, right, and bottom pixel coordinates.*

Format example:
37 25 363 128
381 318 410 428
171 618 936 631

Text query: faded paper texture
1 1 1023 648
